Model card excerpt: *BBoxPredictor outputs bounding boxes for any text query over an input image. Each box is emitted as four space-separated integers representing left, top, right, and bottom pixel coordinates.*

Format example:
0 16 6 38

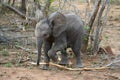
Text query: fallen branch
0 62 9 64
0 58 30 64
2 3 36 21
98 46 114 55
18 58 30 63
30 62 109 71
106 59 120 67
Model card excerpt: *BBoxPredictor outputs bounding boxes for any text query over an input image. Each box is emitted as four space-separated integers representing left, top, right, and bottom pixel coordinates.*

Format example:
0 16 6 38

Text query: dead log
105 46 114 55
18 57 30 63
98 46 114 55
2 3 36 22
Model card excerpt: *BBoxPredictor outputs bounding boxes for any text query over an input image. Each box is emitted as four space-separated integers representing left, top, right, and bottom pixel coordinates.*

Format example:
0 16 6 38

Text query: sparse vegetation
4 62 13 67
1 49 9 56
110 0 120 4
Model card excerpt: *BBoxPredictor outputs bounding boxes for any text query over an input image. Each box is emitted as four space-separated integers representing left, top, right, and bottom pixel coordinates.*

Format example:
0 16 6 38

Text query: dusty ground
0 3 120 80
103 5 120 55
0 66 120 80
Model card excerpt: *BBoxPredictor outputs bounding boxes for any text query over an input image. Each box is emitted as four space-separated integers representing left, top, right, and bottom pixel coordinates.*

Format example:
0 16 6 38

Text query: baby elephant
35 12 84 70
48 12 85 67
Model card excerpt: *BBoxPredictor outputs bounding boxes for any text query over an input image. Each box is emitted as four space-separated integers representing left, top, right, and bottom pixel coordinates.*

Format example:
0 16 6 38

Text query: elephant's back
65 14 85 44
65 14 84 34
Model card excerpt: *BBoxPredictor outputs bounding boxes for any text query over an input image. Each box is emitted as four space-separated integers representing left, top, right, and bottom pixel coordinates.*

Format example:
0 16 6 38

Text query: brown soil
0 66 120 80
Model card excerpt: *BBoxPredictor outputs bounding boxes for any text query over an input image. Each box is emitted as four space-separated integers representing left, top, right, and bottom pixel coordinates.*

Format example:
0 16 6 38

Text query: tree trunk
8 0 11 4
12 0 15 6
93 0 108 54
21 0 26 14
83 0 101 52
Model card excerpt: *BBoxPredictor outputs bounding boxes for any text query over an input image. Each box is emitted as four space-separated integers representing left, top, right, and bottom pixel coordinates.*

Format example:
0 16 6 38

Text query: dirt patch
0 67 73 80
0 66 120 80
103 5 120 55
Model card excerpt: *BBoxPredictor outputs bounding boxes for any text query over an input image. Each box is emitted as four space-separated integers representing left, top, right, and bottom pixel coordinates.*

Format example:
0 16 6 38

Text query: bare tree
82 0 102 52
81 0 110 54
93 0 110 54
21 0 26 14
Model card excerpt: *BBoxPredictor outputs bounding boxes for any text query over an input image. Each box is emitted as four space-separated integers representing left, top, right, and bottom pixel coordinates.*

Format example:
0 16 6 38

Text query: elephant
35 12 85 70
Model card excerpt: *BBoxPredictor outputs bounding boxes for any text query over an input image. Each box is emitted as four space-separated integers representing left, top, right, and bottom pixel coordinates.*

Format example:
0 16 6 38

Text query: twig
105 59 120 67
19 58 30 63
30 62 109 71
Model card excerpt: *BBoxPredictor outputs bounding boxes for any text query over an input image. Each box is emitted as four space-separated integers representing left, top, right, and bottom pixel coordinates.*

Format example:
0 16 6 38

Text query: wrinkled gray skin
35 12 84 70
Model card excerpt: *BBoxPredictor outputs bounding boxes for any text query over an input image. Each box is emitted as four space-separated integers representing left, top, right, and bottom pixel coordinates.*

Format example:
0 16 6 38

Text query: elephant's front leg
48 49 58 62
42 41 52 70
48 43 68 63
48 33 67 62
59 49 69 66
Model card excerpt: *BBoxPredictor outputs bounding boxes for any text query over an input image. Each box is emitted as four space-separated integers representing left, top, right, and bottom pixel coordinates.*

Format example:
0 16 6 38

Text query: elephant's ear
49 12 67 37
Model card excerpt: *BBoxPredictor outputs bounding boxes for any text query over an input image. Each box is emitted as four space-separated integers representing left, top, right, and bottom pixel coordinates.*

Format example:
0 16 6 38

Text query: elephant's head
35 19 51 39
35 12 67 39
48 12 67 37
35 6 51 39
